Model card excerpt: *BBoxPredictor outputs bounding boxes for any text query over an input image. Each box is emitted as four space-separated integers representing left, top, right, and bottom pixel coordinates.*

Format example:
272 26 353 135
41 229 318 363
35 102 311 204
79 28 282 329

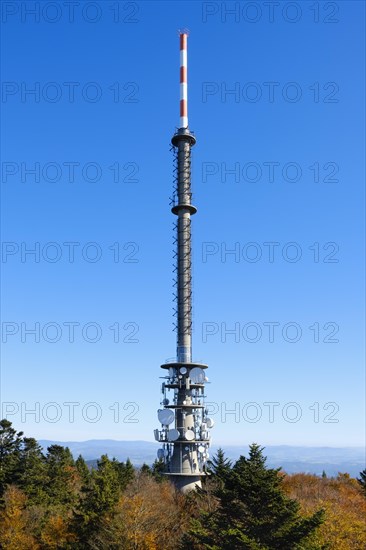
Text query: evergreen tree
183 444 326 550
75 454 90 484
151 458 165 482
207 448 232 485
357 468 366 497
17 437 48 505
0 419 23 496
91 455 121 513
140 463 152 475
72 454 121 545
45 444 77 506
113 457 135 490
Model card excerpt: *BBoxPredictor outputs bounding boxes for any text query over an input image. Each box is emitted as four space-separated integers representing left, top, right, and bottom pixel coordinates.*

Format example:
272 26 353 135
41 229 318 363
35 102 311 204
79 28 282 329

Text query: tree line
0 419 365 549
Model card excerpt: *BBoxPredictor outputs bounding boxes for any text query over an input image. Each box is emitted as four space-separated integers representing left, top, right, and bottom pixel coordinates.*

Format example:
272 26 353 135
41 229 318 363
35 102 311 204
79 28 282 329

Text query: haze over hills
38 439 365 478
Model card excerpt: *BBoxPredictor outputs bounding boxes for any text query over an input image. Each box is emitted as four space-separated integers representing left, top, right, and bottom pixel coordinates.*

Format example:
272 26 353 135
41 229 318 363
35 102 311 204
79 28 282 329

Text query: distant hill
38 439 365 478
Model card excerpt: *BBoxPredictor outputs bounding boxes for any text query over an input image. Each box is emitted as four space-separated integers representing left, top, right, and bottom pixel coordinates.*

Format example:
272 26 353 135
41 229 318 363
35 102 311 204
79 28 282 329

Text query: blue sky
1 1 365 447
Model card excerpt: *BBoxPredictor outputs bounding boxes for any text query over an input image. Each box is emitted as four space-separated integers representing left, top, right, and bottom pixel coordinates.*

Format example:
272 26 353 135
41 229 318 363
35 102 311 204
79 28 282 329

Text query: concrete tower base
166 474 202 493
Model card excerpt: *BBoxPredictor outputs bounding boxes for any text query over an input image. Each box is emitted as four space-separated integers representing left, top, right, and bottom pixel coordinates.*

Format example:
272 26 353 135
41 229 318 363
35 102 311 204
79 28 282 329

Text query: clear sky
1 1 365 447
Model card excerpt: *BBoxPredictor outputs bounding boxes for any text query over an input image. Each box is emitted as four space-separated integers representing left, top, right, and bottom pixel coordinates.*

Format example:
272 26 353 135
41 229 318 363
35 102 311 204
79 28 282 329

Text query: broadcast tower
154 33 213 492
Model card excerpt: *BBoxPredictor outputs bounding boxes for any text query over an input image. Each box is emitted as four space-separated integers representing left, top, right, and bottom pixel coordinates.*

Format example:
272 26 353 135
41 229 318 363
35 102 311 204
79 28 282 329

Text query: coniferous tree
0 420 23 496
72 454 121 545
151 458 165 482
113 457 135 490
357 468 366 497
183 444 326 550
207 448 232 483
75 454 90 484
45 444 77 506
17 437 48 505
140 463 152 475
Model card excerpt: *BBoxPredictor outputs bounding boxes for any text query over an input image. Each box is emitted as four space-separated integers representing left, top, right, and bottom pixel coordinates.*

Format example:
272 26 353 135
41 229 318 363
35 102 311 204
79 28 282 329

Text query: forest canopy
0 419 365 549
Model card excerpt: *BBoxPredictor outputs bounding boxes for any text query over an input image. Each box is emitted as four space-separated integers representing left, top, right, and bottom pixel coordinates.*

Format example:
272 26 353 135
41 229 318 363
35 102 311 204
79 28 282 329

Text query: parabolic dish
189 367 205 384
198 445 205 453
167 428 180 441
180 366 187 374
185 429 195 441
157 448 165 459
206 417 214 428
157 408 175 425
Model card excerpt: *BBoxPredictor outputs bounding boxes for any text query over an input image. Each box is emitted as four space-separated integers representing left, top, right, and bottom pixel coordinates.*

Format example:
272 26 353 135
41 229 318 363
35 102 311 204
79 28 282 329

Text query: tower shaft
176 140 194 363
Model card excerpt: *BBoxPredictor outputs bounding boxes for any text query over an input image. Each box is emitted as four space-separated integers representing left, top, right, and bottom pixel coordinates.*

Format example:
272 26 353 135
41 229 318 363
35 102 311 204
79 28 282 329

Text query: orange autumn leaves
283 472 366 549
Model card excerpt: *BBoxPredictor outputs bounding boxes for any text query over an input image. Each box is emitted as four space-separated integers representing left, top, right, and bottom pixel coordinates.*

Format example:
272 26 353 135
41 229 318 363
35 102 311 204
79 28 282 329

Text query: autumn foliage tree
0 485 38 550
103 472 189 549
283 471 366 549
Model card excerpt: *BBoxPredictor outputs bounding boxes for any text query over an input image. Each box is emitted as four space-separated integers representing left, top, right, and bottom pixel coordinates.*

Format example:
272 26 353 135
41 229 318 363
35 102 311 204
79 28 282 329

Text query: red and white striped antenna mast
179 30 189 128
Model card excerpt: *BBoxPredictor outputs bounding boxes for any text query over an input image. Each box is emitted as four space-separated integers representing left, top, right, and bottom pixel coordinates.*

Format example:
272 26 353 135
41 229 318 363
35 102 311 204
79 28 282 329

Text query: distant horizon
36 436 365 450
32 437 365 478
